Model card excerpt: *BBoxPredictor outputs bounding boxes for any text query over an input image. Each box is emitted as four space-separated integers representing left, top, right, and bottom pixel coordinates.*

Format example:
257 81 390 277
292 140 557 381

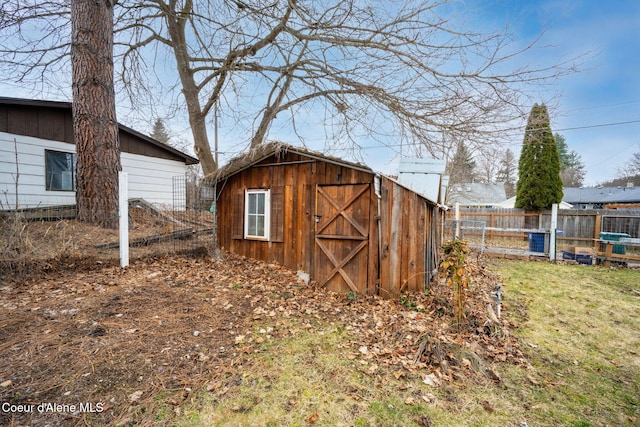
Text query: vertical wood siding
377 176 437 296
217 155 441 297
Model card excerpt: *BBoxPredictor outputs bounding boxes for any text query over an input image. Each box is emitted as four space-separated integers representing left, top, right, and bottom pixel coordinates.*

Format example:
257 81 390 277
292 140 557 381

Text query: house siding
121 152 186 208
1 131 187 209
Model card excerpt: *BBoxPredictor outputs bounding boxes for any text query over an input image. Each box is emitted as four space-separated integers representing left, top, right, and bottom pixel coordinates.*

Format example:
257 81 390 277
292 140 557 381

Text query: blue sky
1 0 638 186
483 0 640 185
262 0 640 186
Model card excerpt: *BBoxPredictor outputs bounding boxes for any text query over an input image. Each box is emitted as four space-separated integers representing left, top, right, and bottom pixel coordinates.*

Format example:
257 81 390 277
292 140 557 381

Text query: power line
563 100 640 113
555 119 640 132
216 116 640 159
589 139 640 170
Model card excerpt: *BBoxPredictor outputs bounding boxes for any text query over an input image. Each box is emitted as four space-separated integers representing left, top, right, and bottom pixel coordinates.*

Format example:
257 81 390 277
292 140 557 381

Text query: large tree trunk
71 0 121 228
163 3 217 175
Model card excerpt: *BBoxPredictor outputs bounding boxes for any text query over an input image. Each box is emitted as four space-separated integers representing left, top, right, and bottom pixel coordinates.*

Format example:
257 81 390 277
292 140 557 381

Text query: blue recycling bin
528 232 546 253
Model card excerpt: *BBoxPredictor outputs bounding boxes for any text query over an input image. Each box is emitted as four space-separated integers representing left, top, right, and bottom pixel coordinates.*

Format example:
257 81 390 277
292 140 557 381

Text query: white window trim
244 189 271 240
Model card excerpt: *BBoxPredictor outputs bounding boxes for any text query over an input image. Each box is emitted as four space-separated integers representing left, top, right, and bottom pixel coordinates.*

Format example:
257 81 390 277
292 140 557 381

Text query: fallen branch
94 228 196 249
129 198 185 226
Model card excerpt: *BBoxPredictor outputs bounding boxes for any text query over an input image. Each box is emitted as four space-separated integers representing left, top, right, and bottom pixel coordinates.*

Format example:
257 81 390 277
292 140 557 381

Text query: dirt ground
0 207 214 277
0 249 523 426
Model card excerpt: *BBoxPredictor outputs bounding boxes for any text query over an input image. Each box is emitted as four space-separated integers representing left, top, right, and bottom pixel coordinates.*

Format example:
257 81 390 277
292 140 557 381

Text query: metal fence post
549 203 558 262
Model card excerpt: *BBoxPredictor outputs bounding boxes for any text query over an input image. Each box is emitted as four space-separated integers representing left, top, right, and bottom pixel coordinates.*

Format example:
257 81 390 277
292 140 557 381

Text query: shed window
45 150 76 191
245 189 270 239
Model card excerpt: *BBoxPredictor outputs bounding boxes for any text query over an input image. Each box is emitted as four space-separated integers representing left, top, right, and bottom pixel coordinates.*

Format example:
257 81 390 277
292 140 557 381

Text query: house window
244 189 270 239
45 150 76 191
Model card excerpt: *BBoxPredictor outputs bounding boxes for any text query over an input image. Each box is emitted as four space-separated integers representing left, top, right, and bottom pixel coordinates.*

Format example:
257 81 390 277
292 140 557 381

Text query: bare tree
617 150 640 180
72 0 120 228
496 148 517 198
1 0 580 175
476 145 503 184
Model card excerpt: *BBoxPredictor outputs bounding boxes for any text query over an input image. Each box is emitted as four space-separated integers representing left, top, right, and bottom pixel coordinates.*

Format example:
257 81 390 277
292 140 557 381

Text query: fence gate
314 184 370 293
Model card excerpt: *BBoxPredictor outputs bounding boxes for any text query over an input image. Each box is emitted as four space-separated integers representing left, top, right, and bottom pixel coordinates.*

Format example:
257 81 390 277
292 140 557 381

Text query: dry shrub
440 239 473 329
0 213 34 276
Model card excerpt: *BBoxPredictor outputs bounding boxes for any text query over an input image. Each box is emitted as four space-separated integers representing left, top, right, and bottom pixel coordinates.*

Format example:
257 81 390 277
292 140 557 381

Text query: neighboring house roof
563 186 640 204
0 96 199 165
447 182 507 207
497 196 573 209
213 141 372 180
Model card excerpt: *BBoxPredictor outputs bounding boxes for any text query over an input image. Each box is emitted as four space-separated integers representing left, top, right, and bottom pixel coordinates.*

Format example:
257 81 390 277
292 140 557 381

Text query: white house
0 97 198 210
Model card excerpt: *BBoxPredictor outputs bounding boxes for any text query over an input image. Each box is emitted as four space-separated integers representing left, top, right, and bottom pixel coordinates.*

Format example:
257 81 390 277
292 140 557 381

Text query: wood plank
316 234 368 240
283 184 295 268
378 179 391 297
296 161 311 271
407 194 420 292
314 183 370 293
596 252 640 262
388 182 402 297
399 188 410 293
270 186 284 242
303 184 315 274
231 190 244 239
367 183 378 295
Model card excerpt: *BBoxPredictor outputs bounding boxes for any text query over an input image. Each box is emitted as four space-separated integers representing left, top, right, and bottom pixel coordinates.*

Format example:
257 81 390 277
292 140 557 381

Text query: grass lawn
492 260 640 427
179 261 639 427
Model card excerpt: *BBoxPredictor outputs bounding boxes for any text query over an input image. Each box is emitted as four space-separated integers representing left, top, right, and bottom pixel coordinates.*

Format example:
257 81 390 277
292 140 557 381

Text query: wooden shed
214 143 445 297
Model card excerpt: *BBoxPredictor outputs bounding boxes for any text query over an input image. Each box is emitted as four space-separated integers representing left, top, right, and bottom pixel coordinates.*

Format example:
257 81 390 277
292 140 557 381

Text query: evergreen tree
151 118 170 143
447 141 477 185
555 133 585 187
515 104 563 211
497 148 517 198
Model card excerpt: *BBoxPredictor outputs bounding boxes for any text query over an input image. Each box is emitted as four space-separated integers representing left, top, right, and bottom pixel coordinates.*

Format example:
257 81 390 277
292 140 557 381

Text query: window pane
248 215 257 236
45 150 76 191
248 193 257 214
256 216 265 236
257 193 265 214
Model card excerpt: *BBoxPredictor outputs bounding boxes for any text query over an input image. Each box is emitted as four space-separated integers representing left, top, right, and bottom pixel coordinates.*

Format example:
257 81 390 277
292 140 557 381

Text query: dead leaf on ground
306 412 319 424
527 375 541 385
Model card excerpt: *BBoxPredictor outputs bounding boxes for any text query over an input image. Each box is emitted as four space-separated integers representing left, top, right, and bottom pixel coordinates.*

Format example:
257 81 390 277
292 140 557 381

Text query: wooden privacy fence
448 208 640 246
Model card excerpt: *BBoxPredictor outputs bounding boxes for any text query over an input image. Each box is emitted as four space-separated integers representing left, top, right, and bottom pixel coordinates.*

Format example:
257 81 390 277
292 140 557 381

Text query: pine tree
515 104 563 211
151 118 170 143
447 141 477 185
555 133 585 187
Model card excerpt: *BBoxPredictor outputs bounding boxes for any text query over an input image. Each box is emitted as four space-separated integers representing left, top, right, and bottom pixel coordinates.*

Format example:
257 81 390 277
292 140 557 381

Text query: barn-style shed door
314 184 370 293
